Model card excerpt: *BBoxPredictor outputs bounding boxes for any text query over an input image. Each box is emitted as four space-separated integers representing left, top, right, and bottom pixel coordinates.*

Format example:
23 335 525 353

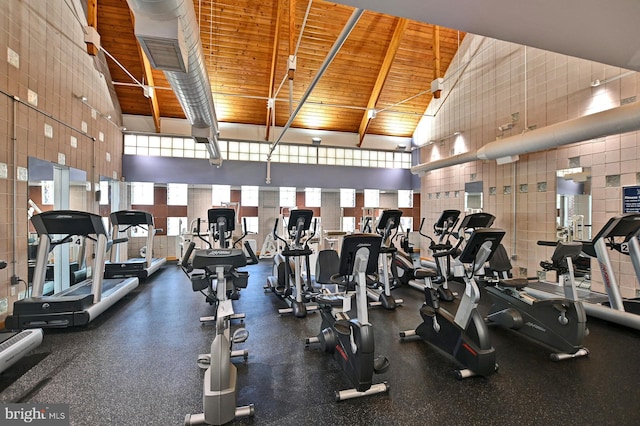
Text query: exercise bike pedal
197 354 210 369
232 328 249 344
373 355 390 374
437 287 455 302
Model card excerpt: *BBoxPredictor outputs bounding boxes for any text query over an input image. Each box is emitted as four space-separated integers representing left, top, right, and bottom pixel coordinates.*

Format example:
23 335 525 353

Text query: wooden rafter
432 25 442 99
86 0 98 56
288 0 296 81
357 17 408 146
129 9 160 132
265 0 284 141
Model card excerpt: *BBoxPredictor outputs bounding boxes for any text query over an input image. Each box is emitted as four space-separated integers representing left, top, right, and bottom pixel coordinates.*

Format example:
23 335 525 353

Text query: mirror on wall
556 168 592 242
464 181 483 213
27 157 89 294
556 167 592 286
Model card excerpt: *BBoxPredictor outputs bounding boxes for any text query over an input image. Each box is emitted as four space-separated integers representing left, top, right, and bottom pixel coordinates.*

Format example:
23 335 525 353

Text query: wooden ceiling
96 0 464 145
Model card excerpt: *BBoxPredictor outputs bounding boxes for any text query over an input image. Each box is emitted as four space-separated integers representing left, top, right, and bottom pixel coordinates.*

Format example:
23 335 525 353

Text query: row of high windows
123 134 412 169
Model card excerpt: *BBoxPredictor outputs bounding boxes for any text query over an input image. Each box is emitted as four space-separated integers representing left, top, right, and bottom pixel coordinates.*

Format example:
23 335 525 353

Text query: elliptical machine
366 209 403 310
182 245 253 425
484 241 589 361
306 233 390 401
395 210 461 301
265 209 318 317
400 228 505 379
184 208 248 324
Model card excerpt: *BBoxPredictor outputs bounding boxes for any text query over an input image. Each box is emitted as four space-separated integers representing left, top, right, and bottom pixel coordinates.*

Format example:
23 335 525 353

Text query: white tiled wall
415 34 640 297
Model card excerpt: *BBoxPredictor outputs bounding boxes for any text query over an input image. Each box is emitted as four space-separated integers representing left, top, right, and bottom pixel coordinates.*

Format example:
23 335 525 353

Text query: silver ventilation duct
127 0 222 166
412 100 640 175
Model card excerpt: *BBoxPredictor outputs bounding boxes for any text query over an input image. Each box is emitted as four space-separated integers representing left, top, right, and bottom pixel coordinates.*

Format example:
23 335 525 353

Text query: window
364 189 380 207
99 181 109 205
305 187 322 207
41 181 54 205
167 217 187 236
130 225 148 238
212 185 231 206
342 217 356 233
280 187 297 207
398 189 413 208
130 182 154 205
167 183 188 206
400 217 414 232
242 216 259 234
241 185 259 207
340 188 355 208
123 133 411 168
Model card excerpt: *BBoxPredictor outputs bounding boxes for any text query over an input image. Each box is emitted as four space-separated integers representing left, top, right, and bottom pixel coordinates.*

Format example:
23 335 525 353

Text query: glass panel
167 217 187 236
364 189 379 207
131 182 154 205
167 183 188 206
305 187 322 207
398 190 413 208
160 137 172 148
148 136 160 148
280 187 297 207
212 185 231 206
340 188 355 207
241 185 259 207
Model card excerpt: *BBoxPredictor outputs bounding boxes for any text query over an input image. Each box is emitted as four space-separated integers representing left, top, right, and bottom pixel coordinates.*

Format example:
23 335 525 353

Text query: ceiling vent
135 16 188 73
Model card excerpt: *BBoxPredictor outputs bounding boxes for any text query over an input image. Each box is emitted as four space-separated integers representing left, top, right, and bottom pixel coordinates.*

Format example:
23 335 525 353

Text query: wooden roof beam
265 0 284 141
358 17 408 147
86 0 98 56
130 9 160 132
432 25 442 99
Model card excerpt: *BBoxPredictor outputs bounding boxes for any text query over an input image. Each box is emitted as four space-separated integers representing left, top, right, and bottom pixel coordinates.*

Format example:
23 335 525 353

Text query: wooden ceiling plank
357 17 408 146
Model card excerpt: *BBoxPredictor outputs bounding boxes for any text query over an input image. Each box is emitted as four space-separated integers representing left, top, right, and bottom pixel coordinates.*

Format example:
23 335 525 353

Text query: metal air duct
127 0 222 165
412 100 640 175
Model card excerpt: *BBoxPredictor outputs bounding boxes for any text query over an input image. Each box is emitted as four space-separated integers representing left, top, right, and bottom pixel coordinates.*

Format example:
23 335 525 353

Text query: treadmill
527 213 640 330
0 261 43 373
105 210 166 280
5 210 139 329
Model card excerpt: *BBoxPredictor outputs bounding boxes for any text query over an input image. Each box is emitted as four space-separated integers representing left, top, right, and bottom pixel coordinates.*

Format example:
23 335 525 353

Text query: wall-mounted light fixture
311 137 322 146
590 70 635 88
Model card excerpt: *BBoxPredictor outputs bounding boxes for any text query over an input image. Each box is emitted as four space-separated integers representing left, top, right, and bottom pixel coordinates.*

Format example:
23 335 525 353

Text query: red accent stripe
462 342 477 356
336 345 348 361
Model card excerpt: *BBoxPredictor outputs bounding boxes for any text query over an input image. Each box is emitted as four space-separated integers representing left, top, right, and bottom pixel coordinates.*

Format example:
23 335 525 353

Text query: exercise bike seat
316 294 345 307
415 267 438 279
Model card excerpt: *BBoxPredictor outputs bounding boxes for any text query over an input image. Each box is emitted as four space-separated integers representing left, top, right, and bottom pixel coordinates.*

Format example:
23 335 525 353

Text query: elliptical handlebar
272 218 290 250
194 218 212 249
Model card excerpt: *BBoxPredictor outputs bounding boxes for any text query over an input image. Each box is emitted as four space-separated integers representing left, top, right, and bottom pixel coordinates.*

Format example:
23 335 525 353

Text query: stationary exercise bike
366 209 403 310
484 241 589 360
265 209 318 317
182 245 253 425
306 233 390 401
400 228 505 379
394 210 461 301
